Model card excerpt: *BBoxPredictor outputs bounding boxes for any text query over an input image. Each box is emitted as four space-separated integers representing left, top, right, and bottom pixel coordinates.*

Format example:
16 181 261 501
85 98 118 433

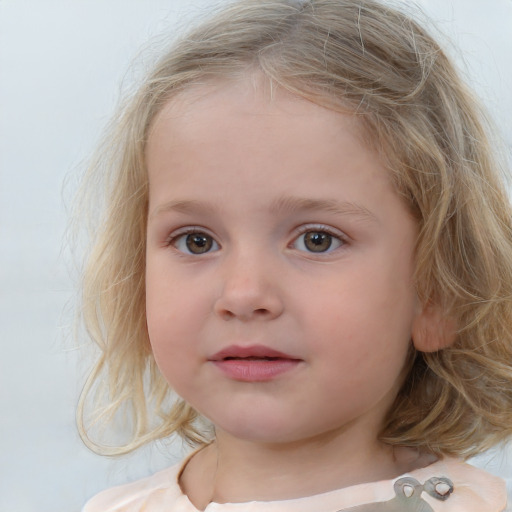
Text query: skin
145 76 433 509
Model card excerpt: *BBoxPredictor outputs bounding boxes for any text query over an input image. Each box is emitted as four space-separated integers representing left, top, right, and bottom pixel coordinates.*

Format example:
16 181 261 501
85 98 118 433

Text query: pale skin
145 75 442 509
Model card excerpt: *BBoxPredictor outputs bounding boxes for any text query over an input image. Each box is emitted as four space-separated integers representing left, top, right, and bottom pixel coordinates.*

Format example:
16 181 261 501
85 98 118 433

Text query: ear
412 304 457 353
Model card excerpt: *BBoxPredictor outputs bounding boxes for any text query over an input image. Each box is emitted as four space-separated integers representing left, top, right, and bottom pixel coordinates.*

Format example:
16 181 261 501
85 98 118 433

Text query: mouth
209 344 299 361
222 356 284 361
209 345 302 381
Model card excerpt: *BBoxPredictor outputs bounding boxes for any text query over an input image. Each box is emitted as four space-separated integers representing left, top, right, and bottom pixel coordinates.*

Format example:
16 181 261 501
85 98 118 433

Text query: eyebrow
150 196 378 224
269 196 378 223
151 199 216 218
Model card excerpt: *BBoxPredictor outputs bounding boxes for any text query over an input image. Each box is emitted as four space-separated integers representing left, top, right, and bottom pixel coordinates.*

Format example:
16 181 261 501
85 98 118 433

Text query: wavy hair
76 0 512 457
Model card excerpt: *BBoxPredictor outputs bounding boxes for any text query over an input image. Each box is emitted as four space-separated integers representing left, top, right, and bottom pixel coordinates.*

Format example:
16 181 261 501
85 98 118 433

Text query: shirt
83 456 507 511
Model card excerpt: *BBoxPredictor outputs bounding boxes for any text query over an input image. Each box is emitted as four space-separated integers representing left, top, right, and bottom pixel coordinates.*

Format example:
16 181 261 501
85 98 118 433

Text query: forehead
144 75 413 233
148 73 370 152
146 77 382 195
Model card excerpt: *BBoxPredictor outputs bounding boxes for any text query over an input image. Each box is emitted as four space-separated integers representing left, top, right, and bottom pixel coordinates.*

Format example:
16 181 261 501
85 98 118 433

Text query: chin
215 416 333 446
213 413 301 444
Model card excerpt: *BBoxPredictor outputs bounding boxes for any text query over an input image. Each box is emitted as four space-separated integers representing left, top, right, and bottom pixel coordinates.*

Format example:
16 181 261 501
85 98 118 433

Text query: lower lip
212 359 300 382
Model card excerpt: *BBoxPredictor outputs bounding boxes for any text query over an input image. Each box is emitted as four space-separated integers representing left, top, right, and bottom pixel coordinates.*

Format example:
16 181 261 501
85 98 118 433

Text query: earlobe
412 305 457 353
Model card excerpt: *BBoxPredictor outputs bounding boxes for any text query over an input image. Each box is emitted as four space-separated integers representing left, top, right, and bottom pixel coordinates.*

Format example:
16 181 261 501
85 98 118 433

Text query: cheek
302 262 415 368
146 266 195 378
146 257 192 336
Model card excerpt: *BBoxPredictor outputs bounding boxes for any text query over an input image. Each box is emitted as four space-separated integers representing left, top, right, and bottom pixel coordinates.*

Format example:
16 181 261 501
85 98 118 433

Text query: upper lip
209 344 300 361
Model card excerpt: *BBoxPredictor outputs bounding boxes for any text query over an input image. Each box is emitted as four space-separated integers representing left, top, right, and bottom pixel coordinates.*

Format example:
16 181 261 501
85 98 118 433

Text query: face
145 78 421 447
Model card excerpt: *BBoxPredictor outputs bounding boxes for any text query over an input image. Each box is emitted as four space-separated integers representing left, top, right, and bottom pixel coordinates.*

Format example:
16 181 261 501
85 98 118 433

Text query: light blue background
1 1 511 511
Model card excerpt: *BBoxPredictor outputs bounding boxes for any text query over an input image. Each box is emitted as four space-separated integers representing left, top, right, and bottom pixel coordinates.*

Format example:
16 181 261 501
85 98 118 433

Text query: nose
214 252 285 322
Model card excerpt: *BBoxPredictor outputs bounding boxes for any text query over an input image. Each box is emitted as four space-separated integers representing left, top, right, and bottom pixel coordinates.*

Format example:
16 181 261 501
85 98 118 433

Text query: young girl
78 0 512 510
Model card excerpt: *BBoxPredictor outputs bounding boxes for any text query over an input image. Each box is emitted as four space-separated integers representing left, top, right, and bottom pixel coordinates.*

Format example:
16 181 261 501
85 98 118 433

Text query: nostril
213 289 284 321
218 307 270 321
221 310 236 320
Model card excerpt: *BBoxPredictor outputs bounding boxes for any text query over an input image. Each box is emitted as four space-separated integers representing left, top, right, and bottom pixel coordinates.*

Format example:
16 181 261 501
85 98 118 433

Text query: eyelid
166 226 220 254
166 225 209 240
290 223 349 253
292 223 349 240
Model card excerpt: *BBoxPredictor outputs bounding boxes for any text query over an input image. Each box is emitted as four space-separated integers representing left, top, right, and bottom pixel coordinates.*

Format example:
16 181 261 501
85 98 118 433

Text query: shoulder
409 457 508 511
81 462 185 512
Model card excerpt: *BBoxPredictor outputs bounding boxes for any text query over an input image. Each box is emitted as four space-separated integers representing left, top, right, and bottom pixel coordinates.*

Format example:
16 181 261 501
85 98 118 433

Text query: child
78 0 512 510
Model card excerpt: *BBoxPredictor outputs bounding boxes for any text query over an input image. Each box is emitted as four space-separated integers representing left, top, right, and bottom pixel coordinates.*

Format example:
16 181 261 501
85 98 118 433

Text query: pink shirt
83 457 507 511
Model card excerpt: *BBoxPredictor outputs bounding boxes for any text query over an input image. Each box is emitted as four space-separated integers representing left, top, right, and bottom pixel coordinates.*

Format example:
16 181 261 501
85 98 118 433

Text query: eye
293 229 344 253
172 231 219 255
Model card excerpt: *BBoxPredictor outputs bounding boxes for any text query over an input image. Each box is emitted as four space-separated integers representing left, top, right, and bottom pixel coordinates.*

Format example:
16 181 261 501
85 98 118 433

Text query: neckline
176 451 452 511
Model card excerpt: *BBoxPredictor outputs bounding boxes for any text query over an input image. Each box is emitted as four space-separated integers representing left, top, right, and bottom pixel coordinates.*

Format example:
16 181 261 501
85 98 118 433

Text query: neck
180 424 429 510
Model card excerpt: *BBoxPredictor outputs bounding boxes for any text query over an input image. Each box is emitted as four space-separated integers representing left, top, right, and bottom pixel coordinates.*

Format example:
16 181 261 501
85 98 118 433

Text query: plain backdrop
1 1 511 511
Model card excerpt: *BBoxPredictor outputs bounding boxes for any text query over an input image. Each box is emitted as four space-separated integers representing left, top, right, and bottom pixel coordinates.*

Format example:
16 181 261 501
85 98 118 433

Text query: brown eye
173 231 219 255
303 231 333 252
186 233 213 254
293 229 343 254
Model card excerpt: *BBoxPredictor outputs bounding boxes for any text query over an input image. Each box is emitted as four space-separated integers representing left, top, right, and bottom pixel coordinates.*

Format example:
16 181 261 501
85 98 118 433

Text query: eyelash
290 224 348 254
166 224 348 256
166 227 220 255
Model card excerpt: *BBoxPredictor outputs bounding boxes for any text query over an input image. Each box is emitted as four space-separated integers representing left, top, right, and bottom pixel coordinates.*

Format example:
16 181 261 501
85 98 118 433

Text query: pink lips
209 345 301 382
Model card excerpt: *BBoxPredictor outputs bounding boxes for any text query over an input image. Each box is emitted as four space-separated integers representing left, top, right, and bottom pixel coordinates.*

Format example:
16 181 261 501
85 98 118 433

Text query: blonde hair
77 0 512 458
